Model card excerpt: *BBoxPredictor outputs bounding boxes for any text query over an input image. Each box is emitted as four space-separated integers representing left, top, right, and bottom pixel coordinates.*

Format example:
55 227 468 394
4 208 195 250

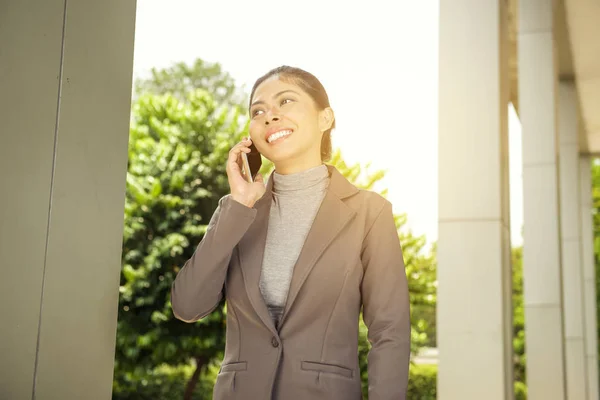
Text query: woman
171 66 411 400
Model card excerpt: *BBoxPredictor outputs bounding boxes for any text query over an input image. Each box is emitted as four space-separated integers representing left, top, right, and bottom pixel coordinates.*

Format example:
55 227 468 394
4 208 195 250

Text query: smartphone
240 143 262 183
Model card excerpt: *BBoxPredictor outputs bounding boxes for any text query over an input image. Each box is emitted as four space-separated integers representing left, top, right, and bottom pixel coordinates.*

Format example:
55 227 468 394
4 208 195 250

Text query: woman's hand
226 137 265 208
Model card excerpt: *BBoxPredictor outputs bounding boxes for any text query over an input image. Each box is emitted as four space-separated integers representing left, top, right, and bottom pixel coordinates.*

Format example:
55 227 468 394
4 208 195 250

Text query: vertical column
438 1 513 399
558 81 589 399
579 156 599 399
0 2 65 398
0 1 136 399
519 1 567 398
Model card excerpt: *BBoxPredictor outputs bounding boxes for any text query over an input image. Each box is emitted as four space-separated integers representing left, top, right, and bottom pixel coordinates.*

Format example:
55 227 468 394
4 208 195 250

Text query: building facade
438 0 600 399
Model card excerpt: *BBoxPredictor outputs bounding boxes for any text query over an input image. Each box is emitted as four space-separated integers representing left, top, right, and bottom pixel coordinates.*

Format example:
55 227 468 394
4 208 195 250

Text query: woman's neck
272 164 329 195
273 155 323 175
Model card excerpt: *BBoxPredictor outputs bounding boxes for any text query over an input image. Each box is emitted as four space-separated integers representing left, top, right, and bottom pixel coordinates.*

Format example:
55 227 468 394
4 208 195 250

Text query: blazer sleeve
361 200 411 400
171 194 257 322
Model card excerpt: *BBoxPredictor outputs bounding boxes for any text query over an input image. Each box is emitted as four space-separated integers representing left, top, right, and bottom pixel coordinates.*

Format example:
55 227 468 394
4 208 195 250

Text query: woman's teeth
267 130 292 143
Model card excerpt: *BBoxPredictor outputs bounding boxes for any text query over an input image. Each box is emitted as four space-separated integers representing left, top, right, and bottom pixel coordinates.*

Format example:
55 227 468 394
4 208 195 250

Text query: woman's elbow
170 287 221 323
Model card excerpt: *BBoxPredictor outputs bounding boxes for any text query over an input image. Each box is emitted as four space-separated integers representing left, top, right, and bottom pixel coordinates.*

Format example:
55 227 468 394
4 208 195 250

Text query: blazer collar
258 164 359 206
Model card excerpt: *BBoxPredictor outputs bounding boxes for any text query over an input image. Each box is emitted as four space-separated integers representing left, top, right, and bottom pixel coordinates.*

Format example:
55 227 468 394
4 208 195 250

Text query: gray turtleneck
259 164 330 327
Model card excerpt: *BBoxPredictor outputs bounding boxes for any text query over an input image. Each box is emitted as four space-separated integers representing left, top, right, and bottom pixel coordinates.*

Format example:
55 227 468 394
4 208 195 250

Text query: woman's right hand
226 137 266 208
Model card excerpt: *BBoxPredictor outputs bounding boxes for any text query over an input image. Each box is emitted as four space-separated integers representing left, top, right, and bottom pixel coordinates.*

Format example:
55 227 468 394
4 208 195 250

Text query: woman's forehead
253 76 302 98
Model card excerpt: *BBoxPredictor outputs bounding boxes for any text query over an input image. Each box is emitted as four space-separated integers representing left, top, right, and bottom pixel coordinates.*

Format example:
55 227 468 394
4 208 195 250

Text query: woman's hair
249 66 335 162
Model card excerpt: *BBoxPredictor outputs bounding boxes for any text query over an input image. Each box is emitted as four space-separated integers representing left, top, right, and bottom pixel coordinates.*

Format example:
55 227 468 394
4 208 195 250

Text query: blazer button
271 336 279 348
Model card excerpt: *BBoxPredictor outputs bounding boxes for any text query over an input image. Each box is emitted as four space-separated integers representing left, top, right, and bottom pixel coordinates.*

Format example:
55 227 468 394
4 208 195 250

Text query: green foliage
115 87 247 398
407 364 437 400
113 363 208 400
515 380 527 400
512 247 526 385
134 58 248 108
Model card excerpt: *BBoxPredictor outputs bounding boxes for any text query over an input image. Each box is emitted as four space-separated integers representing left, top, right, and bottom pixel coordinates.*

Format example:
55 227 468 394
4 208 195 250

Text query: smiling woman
171 66 411 400
248 66 336 174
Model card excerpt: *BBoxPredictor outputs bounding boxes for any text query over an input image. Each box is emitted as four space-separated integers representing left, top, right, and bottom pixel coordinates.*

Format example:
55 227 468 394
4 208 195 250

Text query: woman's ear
319 107 335 132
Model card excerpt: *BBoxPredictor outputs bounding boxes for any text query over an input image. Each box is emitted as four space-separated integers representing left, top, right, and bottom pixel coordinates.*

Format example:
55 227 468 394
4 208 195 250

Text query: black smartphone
240 143 262 183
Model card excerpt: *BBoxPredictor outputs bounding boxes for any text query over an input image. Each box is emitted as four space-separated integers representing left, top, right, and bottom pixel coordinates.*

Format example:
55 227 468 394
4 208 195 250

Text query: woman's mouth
267 129 293 144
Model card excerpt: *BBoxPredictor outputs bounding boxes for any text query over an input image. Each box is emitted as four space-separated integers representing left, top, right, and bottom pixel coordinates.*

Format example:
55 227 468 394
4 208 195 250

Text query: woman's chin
263 147 297 164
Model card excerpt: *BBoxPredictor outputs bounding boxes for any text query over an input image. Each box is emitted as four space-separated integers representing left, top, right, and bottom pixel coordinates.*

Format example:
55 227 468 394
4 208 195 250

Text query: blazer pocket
220 361 247 373
301 361 353 378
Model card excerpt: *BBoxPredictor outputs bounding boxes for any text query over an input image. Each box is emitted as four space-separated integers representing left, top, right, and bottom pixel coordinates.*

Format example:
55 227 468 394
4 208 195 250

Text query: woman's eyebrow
251 90 300 107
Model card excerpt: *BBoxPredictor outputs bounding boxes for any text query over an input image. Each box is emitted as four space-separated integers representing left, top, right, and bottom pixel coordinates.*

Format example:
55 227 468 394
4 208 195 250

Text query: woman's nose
265 108 281 124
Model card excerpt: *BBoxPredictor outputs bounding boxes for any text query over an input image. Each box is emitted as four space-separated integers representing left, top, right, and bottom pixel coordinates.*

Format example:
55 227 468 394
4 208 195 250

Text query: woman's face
249 76 332 172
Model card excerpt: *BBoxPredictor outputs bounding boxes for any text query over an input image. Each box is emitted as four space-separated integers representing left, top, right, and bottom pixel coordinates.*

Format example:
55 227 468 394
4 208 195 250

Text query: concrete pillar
558 81 589 399
0 1 136 399
579 155 599 399
519 1 567 398
437 2 513 399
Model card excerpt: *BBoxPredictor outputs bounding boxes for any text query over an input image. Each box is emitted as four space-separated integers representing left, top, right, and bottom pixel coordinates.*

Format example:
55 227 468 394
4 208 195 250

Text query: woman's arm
361 200 411 400
171 195 257 322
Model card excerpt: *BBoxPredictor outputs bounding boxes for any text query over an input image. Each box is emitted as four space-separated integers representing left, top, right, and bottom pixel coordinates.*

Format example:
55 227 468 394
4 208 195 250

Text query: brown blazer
171 165 411 400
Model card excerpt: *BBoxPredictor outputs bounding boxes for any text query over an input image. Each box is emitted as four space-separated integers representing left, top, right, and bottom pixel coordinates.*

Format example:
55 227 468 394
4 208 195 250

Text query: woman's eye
281 98 293 106
252 109 264 117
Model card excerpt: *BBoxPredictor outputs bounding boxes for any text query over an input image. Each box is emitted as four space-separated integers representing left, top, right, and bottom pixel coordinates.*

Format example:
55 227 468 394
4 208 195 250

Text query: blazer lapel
237 179 277 335
279 166 358 326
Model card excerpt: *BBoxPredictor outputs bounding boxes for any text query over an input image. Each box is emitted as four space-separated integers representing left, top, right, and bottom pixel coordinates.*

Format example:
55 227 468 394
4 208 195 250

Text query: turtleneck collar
271 164 329 195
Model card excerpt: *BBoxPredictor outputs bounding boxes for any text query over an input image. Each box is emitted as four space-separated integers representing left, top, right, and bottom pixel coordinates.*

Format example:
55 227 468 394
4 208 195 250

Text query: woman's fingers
227 138 252 174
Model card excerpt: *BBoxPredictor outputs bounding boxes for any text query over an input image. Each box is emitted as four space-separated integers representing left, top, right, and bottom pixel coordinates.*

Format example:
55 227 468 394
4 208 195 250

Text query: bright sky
132 0 525 247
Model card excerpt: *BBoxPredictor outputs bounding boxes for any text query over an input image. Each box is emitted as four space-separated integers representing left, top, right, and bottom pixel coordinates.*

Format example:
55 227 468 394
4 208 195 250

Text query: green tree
512 246 526 397
114 88 247 399
134 59 248 108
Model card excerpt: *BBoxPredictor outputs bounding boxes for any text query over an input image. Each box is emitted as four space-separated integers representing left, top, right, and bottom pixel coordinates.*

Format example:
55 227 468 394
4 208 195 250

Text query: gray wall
0 1 136 398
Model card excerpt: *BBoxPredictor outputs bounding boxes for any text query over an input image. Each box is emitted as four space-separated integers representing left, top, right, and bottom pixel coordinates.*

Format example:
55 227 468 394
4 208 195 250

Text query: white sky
132 0 524 247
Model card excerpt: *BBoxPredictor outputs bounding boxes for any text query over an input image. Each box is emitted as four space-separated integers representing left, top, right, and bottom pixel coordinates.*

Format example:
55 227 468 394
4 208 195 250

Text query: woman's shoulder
346 188 392 226
344 189 394 244
355 187 389 204
328 165 391 217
